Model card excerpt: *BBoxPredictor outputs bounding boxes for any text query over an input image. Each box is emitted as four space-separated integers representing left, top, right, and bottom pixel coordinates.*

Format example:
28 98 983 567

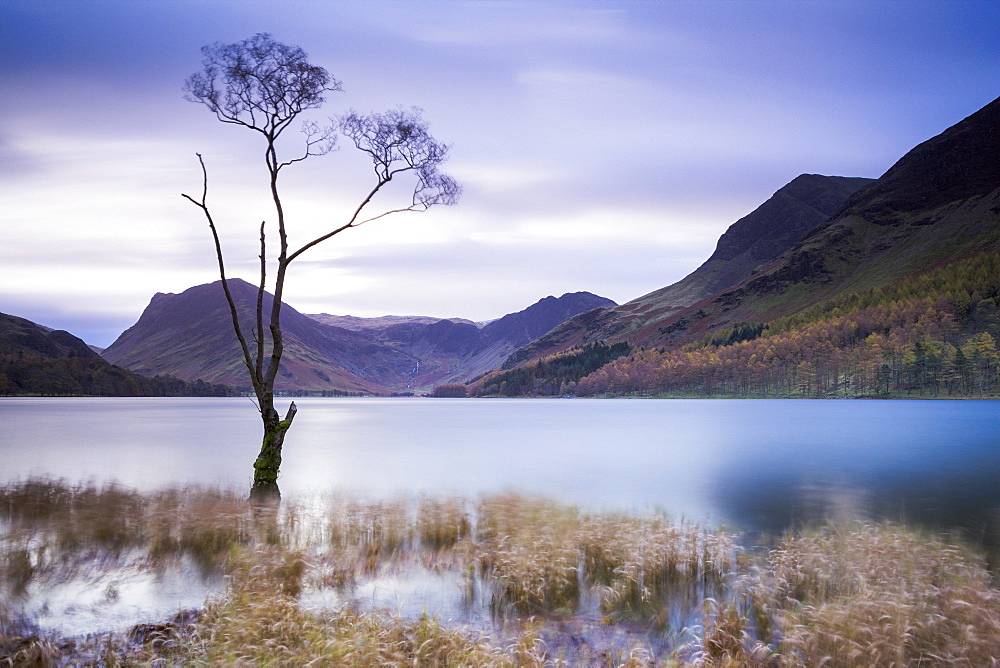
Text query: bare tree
181 33 459 499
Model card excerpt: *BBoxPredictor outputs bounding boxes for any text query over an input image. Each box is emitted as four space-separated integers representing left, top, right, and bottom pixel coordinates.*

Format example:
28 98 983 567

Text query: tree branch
286 176 389 263
255 220 267 382
181 154 262 396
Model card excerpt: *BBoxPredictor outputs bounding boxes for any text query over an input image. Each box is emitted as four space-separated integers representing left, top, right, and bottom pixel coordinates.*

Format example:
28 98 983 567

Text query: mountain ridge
679 95 1000 343
506 173 874 367
101 281 615 393
21 95 1000 397
485 95 1000 397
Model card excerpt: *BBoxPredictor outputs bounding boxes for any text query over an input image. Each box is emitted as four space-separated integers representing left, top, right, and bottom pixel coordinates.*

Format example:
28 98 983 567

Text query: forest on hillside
475 253 1000 399
470 342 632 397
0 353 234 397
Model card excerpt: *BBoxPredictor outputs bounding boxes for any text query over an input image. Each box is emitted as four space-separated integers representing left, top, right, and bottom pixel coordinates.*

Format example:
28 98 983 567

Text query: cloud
389 1 627 48
287 228 711 320
0 0 997 348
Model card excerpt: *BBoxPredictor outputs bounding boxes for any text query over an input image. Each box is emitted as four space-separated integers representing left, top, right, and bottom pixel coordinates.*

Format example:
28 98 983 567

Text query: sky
1 1 998 348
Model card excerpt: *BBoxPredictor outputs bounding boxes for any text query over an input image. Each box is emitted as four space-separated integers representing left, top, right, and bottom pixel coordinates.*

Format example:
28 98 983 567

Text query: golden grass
187 544 549 667
417 496 472 550
2 479 999 666
476 494 583 615
749 523 1000 666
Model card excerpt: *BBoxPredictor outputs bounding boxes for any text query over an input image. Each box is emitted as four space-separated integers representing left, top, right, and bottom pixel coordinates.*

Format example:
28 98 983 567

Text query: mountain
572 250 1000 398
657 94 1000 347
506 173 873 366
309 314 478 331
102 279 408 394
102 280 615 393
489 95 1000 398
0 313 97 360
484 292 615 346
307 292 613 388
0 312 230 396
669 174 874 301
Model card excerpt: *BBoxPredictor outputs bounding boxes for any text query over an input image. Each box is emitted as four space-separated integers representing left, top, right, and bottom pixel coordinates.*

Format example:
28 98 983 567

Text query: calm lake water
2 396 998 537
2 397 998 636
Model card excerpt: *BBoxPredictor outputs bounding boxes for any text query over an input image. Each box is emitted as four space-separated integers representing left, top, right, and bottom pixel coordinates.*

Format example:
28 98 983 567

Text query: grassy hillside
504 98 1000 375
575 253 999 398
505 175 873 366
470 342 632 397
477 98 1000 399
0 313 232 396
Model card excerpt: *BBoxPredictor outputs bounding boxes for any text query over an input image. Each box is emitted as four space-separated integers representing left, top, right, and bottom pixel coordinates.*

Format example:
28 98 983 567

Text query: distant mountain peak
102 280 616 394
308 313 477 331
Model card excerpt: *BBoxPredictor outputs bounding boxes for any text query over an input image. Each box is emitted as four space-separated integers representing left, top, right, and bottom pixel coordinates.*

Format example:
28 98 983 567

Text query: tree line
460 253 999 399
577 253 999 398
576 299 997 397
0 353 234 397
470 342 632 397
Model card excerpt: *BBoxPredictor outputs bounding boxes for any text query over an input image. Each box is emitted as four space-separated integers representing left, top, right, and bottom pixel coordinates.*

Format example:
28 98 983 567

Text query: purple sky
1 0 997 347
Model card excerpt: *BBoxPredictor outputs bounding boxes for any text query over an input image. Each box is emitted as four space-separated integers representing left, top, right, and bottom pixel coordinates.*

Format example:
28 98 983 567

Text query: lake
2 397 999 538
2 397 999 637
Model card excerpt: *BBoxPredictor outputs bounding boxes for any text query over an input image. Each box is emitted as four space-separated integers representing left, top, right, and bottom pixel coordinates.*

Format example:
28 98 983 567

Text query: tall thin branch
181 153 262 403
255 220 267 382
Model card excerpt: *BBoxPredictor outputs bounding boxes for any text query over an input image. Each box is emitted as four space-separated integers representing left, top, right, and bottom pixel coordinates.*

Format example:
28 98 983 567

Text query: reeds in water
579 514 736 628
747 523 1000 665
477 494 582 615
3 479 1000 666
191 543 550 667
417 496 472 550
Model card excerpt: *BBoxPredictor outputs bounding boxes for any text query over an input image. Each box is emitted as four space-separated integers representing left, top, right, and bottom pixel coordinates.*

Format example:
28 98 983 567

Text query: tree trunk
251 401 297 500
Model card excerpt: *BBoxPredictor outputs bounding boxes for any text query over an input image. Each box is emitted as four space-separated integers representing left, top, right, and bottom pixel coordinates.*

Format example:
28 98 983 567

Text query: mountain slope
659 94 1000 346
574 252 1000 398
507 174 873 366
490 95 1000 397
311 292 616 388
103 281 615 393
309 314 477 331
102 280 406 394
0 313 97 360
0 312 229 396
669 174 874 299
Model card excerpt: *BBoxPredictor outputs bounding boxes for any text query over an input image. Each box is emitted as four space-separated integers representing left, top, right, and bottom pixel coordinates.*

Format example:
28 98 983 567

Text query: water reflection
715 444 1000 555
0 480 735 659
2 397 998 531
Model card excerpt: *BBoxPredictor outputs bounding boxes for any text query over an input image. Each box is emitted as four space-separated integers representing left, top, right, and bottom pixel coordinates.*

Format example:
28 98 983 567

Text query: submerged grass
1 478 999 665
190 546 548 667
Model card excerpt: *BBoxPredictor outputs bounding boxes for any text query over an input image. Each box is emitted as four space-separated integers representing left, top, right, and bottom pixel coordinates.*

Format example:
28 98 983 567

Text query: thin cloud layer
0 0 997 347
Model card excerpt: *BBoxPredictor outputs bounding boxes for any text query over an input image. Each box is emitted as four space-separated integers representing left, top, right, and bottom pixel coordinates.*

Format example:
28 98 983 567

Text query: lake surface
3 396 999 636
2 397 999 539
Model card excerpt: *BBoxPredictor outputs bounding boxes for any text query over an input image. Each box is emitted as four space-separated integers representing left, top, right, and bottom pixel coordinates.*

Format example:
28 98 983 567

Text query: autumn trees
487 254 999 399
573 252 1000 398
575 299 992 397
182 34 459 498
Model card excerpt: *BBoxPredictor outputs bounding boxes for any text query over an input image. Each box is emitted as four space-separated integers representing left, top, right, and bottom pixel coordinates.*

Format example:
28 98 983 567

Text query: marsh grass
745 523 1000 666
2 479 999 666
417 496 472 550
476 495 583 615
189 546 550 667
578 514 736 632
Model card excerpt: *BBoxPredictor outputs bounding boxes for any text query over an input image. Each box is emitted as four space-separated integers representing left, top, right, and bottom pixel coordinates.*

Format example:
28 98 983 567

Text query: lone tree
182 33 459 499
